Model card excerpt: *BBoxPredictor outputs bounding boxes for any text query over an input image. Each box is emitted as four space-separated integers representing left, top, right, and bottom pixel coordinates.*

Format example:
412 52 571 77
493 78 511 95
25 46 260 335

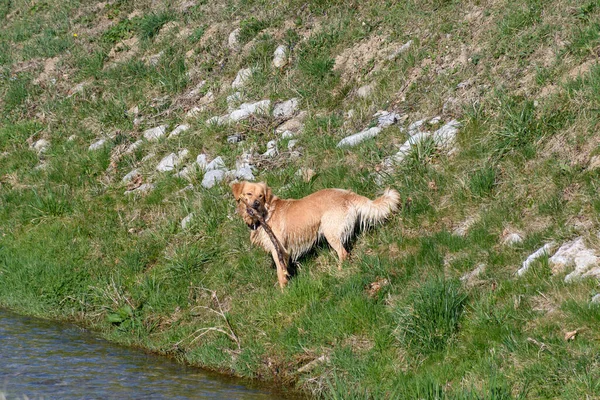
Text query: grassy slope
1 0 600 398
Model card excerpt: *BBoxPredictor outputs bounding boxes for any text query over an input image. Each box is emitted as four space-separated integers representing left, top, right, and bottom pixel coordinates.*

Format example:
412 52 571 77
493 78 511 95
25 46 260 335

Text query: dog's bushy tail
357 188 401 229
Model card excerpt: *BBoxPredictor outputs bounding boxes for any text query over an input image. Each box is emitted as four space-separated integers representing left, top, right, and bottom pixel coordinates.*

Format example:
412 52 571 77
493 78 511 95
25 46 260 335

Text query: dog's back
269 188 400 261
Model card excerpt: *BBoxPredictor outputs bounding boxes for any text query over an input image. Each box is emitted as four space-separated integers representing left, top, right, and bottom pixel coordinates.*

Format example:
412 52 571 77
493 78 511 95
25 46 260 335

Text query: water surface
0 309 294 399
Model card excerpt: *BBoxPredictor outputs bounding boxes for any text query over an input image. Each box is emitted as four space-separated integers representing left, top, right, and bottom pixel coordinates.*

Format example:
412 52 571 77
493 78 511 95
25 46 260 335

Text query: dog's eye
259 194 263 198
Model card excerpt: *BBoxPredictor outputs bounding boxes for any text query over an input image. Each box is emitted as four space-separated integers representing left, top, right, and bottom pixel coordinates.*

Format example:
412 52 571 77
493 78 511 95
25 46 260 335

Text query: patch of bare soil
333 34 392 83
543 122 600 167
33 56 61 85
11 58 43 75
539 57 598 97
106 36 140 65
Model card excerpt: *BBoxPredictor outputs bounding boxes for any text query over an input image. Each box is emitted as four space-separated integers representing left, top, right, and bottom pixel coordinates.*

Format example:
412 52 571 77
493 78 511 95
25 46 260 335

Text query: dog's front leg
270 248 290 289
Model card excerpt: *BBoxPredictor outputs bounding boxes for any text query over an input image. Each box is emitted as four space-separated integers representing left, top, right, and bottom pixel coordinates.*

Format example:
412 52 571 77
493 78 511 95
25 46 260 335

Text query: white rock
503 232 524 246
67 135 77 142
206 115 230 126
387 40 413 60
550 238 589 270
126 139 144 154
281 130 295 139
228 28 241 50
549 237 600 282
287 139 298 150
186 107 202 119
232 68 253 89
227 134 242 144
429 116 442 124
456 79 474 90
141 152 155 162
230 100 271 122
156 149 189 172
337 127 382 147
408 119 427 136
275 111 307 134
236 152 254 169
517 243 556 276
156 153 178 172
452 216 478 237
591 294 600 304
181 213 194 229
202 169 226 189
206 156 226 171
122 169 140 183
377 111 403 128
68 82 88 97
124 183 154 195
273 98 299 119
88 139 107 151
169 124 189 138
387 131 431 164
357 84 375 98
384 120 461 166
272 45 288 68
178 149 190 160
196 154 209 170
199 91 214 104
234 165 255 180
146 51 163 66
128 105 140 117
184 80 207 98
227 91 244 112
174 164 195 179
432 119 460 149
580 267 600 280
32 139 50 154
263 140 278 157
143 125 167 141
460 264 486 284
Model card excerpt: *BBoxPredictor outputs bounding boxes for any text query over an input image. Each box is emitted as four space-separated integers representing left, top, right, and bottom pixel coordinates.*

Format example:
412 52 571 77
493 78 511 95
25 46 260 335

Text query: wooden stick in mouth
239 198 290 280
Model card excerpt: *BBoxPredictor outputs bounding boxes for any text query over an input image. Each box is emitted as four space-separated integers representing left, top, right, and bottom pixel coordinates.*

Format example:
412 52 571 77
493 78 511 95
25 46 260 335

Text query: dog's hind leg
322 215 352 269
326 235 349 270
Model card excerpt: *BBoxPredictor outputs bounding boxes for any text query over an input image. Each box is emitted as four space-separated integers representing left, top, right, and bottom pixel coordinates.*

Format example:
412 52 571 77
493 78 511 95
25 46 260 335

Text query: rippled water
0 309 293 399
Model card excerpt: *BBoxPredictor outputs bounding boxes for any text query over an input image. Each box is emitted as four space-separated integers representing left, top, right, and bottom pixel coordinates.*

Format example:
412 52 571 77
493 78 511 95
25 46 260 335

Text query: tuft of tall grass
394 278 467 354
469 165 497 197
238 17 269 44
137 11 175 41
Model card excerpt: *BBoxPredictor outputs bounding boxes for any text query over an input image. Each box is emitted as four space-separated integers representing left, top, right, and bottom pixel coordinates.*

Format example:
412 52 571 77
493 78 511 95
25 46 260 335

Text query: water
0 309 294 399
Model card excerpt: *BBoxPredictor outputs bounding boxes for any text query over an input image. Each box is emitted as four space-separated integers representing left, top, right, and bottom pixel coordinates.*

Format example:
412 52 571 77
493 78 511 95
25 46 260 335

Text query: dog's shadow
274 232 363 280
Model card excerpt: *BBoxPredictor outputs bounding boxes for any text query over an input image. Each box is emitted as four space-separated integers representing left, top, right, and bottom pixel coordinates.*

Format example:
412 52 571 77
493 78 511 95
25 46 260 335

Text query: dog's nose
252 200 260 208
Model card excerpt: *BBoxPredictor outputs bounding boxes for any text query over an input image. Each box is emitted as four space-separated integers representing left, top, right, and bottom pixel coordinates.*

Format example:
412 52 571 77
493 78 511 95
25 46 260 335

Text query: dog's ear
258 182 272 203
231 181 244 200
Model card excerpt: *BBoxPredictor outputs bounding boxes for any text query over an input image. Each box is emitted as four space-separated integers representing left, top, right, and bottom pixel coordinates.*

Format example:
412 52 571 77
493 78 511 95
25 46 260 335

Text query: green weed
238 17 269 44
137 11 175 41
394 278 467 355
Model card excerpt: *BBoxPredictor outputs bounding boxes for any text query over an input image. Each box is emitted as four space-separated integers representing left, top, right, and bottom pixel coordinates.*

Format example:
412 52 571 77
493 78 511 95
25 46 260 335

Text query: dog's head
231 181 272 229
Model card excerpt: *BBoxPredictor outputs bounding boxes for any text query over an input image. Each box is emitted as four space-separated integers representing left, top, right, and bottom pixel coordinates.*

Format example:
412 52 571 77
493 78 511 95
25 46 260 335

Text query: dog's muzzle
247 221 260 230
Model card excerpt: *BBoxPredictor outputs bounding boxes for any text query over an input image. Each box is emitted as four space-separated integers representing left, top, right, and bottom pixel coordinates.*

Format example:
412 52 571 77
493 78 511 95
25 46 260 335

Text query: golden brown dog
231 181 401 288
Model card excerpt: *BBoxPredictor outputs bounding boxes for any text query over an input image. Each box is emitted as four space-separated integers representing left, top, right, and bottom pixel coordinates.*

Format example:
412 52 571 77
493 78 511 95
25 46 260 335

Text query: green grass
238 17 270 44
1 0 600 398
394 278 467 355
